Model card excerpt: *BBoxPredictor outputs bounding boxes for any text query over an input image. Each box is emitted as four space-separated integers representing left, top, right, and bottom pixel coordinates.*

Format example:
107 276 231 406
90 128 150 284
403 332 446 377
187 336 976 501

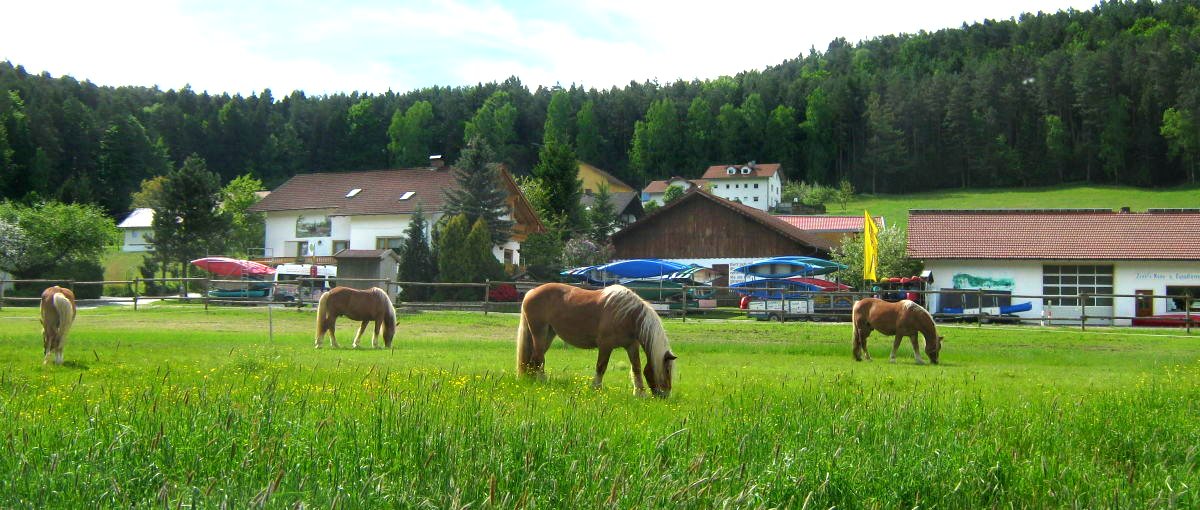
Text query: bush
11 260 106 300
488 284 521 302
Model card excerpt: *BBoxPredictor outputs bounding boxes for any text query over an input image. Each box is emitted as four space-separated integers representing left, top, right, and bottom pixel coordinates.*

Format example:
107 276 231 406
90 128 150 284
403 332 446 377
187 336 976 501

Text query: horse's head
645 350 677 398
384 321 396 348
926 335 944 364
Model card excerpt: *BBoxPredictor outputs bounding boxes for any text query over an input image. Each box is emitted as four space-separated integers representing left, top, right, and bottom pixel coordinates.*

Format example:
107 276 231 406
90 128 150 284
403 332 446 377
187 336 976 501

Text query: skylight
399 191 415 201
346 188 362 198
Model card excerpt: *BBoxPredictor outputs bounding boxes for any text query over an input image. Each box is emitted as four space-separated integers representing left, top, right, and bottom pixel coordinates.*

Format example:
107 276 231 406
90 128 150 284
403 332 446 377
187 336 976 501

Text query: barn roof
615 187 834 250
907 209 1200 260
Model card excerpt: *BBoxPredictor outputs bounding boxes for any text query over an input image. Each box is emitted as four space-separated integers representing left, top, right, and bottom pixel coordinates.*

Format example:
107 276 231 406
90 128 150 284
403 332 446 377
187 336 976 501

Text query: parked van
273 264 337 301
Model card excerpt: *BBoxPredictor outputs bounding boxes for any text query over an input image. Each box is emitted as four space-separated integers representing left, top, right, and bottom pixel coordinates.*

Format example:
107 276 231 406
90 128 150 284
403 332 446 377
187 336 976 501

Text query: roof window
740 166 752 174
346 188 362 198
726 166 737 175
399 191 415 201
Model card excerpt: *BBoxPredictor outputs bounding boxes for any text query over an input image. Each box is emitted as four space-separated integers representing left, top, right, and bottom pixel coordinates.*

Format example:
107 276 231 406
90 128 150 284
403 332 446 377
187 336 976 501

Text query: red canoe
190 257 276 277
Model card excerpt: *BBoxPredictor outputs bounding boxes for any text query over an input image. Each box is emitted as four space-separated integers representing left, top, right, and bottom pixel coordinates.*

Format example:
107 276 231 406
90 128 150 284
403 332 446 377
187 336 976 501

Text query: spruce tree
435 213 473 300
397 205 435 301
444 138 513 246
467 217 504 282
587 182 618 245
532 140 584 233
152 155 229 281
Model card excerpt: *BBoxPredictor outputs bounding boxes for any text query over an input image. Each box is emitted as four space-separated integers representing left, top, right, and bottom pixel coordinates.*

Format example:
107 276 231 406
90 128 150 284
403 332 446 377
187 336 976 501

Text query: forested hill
2 0 1198 217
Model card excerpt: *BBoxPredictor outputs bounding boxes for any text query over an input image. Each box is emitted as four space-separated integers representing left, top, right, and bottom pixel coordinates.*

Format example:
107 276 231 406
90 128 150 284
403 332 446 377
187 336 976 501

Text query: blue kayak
735 256 846 278
597 259 689 279
731 278 826 299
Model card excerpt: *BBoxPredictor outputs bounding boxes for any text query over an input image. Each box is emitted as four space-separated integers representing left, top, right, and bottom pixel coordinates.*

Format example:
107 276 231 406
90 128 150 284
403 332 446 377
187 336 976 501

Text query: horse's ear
665 351 677 360
938 336 945 342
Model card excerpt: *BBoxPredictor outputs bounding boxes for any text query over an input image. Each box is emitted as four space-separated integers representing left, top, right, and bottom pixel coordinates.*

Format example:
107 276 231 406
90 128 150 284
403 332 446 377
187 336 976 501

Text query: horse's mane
901 299 932 321
601 285 669 380
374 287 396 324
901 300 939 339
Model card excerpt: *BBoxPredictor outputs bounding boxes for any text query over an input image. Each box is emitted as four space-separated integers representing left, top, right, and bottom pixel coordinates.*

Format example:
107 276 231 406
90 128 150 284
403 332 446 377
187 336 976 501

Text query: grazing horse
852 297 943 364
516 283 677 397
40 286 77 365
314 286 396 349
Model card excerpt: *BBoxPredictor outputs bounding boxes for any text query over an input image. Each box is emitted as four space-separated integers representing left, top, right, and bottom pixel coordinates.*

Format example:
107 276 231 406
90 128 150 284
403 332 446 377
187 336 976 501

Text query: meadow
828 184 1200 229
0 305 1197 508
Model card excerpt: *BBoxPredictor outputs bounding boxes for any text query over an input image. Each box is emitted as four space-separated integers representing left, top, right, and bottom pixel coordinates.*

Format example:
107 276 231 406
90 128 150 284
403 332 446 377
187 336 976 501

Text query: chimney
429 155 445 169
1119 206 1131 214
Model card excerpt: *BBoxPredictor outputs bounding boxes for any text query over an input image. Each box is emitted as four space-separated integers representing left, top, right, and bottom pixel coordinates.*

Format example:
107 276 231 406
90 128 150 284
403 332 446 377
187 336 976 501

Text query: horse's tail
315 290 332 337
515 308 534 375
52 292 75 341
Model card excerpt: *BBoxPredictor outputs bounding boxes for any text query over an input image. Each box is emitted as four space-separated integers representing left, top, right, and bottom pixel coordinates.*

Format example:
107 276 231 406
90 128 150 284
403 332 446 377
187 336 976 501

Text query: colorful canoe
735 256 846 278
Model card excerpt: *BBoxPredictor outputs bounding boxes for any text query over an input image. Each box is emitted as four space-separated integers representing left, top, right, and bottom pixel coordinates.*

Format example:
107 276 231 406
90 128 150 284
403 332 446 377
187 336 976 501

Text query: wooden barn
612 188 835 285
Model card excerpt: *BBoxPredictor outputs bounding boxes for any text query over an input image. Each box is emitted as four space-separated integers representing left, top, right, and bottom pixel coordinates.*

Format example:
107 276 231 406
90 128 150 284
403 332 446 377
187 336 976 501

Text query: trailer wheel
769 313 784 323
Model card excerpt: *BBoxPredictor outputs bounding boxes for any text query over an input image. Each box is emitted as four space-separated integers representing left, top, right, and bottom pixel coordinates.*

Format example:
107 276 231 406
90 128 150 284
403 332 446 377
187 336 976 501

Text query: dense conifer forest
1 0 1198 217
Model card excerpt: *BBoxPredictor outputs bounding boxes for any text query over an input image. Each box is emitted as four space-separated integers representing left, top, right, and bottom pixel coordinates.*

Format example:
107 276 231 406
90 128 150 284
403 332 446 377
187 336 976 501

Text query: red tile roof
701 162 782 180
250 168 458 215
642 178 707 194
778 215 884 232
907 209 1200 260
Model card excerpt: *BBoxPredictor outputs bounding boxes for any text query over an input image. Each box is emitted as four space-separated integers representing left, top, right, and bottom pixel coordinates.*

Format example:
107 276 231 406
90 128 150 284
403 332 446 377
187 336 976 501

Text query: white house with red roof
700 162 784 211
640 177 707 207
777 215 885 248
907 208 1200 325
248 162 544 268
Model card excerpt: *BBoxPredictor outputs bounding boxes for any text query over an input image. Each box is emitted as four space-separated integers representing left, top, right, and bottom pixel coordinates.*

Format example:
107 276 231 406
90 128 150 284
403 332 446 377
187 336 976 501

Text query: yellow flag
862 210 879 282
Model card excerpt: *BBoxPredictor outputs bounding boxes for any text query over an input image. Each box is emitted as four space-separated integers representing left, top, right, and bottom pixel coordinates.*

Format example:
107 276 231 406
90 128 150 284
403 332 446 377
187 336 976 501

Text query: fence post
203 278 210 311
976 289 983 327
1080 292 1088 332
483 279 490 316
1186 296 1192 334
681 284 688 322
133 278 140 311
0 278 5 311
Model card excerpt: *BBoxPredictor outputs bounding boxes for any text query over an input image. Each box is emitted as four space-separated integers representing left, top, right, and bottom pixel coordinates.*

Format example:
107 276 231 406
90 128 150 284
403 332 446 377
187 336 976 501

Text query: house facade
249 164 544 269
908 209 1200 325
700 162 783 212
117 208 155 252
578 162 634 194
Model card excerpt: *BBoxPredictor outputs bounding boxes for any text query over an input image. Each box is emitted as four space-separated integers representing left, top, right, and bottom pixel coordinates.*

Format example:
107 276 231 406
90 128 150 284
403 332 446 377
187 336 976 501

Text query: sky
3 0 1102 96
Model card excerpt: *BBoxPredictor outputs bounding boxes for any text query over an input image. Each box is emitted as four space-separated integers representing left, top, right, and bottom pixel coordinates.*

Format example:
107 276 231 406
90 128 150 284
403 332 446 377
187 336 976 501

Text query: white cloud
0 0 1102 95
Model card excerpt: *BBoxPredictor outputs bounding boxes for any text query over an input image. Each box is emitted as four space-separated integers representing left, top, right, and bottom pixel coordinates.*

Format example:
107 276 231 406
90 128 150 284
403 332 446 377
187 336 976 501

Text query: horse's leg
592 346 614 390
371 320 382 349
625 345 646 397
860 328 873 361
890 335 903 363
352 320 369 349
852 324 862 361
910 335 925 364
327 320 340 349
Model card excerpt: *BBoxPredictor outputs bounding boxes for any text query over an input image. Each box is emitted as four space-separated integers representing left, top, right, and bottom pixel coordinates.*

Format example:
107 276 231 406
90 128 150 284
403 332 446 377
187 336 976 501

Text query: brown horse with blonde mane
314 286 396 348
517 283 677 397
852 298 943 364
40 286 77 365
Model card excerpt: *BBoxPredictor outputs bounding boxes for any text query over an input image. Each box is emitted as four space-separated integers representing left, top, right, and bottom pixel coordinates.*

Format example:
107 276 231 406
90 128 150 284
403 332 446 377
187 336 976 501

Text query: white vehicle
273 264 337 301
747 298 812 322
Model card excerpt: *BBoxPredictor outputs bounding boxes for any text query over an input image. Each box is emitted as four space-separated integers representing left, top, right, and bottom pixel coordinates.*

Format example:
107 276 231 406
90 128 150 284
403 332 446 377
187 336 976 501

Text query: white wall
264 209 336 257
922 259 1200 325
121 228 153 252
708 174 780 211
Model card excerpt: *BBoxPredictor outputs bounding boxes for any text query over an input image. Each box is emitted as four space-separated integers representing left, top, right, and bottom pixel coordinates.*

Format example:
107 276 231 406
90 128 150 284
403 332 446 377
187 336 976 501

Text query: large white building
700 162 784 212
248 163 544 269
908 209 1200 326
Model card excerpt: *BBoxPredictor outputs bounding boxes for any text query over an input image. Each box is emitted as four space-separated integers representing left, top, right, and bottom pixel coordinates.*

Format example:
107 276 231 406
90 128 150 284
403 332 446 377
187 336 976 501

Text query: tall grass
0 307 1196 507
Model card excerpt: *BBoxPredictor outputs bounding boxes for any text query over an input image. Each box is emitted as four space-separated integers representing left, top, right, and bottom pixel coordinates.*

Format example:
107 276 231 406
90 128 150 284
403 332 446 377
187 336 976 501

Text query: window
398 191 415 200
753 196 759 202
504 249 514 266
1042 265 1114 306
753 183 759 189
725 184 730 189
346 188 362 198
376 237 403 253
332 240 349 253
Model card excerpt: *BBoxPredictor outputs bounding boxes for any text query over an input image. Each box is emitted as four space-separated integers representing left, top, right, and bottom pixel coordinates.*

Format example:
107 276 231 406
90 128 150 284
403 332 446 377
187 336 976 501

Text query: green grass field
825 184 1200 229
1 305 1197 508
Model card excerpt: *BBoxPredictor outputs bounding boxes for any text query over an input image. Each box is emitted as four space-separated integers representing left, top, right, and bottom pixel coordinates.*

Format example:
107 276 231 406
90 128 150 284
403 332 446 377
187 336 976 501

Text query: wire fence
0 278 1193 334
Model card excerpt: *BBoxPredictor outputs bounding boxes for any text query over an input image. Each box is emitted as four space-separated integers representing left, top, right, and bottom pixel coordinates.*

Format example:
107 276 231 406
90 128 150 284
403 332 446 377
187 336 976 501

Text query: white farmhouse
248 162 544 270
117 208 155 252
908 208 1200 326
700 162 784 212
640 177 707 207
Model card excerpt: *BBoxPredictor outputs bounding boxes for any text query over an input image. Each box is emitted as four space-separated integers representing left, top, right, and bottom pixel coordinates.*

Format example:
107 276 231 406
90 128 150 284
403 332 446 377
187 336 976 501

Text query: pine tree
543 90 573 146
397 205 436 301
533 140 584 233
444 138 514 246
463 91 518 165
587 182 618 244
435 213 473 300
575 100 603 165
152 155 229 280
467 217 504 282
